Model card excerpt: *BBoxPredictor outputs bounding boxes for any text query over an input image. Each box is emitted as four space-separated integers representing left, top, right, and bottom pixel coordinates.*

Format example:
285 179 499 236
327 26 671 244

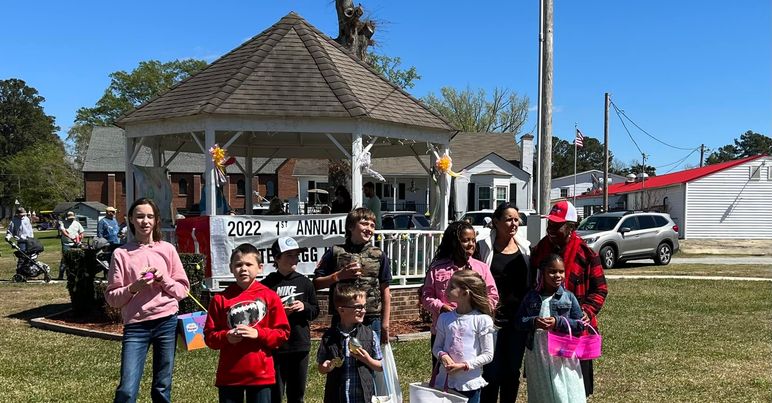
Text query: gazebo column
244 147 253 214
350 133 363 208
438 144 451 229
204 125 217 216
125 137 136 210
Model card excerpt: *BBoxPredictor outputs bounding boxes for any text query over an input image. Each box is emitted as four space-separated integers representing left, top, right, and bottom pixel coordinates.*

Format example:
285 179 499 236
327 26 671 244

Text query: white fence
372 230 444 286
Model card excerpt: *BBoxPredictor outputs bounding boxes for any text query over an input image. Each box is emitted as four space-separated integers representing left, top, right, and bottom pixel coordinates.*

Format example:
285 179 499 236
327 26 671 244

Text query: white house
578 155 772 239
550 170 626 200
291 132 534 216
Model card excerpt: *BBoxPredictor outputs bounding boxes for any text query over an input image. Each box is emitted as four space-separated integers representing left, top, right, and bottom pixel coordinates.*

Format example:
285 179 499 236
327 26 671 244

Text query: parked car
381 211 431 230
577 211 680 269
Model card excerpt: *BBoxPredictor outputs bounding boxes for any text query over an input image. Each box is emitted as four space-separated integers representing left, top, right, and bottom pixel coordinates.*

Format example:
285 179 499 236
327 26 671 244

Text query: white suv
577 211 680 269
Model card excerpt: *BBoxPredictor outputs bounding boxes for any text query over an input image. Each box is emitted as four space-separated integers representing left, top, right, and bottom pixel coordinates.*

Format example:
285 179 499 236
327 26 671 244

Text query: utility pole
699 144 705 167
603 93 610 212
534 0 544 213
538 0 554 214
641 153 647 210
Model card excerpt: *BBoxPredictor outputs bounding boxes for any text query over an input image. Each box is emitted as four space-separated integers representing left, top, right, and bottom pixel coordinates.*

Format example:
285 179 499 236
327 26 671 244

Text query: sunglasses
341 304 366 311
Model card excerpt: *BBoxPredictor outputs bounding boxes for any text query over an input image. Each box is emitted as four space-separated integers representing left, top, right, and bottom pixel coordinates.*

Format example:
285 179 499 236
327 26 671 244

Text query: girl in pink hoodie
421 221 498 365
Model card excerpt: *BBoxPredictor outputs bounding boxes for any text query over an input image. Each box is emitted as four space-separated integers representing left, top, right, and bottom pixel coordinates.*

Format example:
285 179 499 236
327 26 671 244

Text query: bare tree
335 0 375 60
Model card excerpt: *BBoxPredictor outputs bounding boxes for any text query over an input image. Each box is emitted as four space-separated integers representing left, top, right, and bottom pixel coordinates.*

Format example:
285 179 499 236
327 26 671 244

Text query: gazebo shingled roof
118 12 453 131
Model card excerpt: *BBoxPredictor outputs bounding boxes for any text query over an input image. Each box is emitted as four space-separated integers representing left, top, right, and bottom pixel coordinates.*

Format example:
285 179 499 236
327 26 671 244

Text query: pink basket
575 325 602 360
547 317 602 359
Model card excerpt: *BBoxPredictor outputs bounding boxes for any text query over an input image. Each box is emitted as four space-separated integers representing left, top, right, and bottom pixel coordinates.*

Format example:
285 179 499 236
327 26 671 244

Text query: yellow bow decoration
433 151 461 178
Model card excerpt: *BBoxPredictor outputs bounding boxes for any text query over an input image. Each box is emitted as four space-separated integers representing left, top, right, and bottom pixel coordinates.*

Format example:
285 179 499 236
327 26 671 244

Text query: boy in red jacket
205 243 290 403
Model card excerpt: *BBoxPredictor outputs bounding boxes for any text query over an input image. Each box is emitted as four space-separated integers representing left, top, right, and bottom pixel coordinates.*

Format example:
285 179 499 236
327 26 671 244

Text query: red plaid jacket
530 236 608 328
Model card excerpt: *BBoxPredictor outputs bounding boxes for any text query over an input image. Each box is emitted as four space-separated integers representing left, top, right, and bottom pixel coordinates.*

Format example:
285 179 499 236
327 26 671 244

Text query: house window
236 179 245 196
398 183 406 200
121 179 126 195
478 187 491 210
560 188 569 198
178 178 188 196
495 186 507 207
750 165 762 180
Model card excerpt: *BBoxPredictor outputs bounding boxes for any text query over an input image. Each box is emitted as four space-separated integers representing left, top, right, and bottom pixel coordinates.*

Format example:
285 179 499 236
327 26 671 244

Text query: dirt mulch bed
47 310 124 335
47 310 430 339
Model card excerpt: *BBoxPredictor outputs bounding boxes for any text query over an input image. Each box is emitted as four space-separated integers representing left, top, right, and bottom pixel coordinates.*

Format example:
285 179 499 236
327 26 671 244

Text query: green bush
63 249 207 318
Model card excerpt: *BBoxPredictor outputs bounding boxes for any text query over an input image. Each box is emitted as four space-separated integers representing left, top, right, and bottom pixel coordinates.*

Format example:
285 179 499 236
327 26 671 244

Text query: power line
611 102 645 156
656 148 701 173
610 100 695 151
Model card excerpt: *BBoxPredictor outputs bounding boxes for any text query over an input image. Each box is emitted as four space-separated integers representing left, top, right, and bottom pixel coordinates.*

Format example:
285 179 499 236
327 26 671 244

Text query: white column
204 125 217 216
439 144 451 229
392 177 397 212
244 147 253 214
125 136 135 208
350 133 363 208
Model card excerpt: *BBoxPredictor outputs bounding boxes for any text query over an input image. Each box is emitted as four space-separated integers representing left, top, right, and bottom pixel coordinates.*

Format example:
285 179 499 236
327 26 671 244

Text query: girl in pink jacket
421 221 498 365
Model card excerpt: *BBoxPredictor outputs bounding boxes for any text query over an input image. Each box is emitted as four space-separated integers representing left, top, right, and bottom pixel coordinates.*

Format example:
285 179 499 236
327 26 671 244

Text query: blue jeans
457 388 481 403
218 385 271 403
114 315 178 403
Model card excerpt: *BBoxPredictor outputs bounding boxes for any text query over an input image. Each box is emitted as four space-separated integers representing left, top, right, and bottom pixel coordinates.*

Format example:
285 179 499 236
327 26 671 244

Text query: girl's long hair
450 270 493 317
127 197 162 242
432 221 474 266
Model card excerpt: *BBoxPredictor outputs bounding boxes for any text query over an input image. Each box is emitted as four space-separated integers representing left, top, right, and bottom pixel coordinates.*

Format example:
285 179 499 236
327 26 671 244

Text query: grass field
608 263 772 278
1 276 770 402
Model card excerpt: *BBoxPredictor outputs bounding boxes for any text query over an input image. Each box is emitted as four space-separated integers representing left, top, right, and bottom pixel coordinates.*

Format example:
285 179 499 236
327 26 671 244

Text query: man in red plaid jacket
531 200 608 397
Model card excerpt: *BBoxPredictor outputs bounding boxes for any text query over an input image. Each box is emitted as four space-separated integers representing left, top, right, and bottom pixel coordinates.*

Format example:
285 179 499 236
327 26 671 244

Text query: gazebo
117 12 456 227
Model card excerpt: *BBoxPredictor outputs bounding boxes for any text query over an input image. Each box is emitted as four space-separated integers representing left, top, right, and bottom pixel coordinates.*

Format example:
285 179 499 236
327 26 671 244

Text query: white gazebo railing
372 230 444 286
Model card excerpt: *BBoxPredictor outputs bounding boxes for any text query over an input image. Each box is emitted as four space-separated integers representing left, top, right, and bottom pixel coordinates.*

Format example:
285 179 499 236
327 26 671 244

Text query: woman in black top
476 202 531 403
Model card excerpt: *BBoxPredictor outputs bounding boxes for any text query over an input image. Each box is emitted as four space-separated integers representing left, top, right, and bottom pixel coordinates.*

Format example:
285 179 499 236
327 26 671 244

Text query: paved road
625 256 772 265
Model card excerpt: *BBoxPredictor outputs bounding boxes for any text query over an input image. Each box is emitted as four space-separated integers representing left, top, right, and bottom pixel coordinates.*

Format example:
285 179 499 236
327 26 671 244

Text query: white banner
209 214 347 278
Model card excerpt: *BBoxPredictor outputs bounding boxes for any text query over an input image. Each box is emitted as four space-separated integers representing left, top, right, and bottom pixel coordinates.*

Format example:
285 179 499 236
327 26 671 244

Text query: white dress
524 295 586 403
432 310 495 391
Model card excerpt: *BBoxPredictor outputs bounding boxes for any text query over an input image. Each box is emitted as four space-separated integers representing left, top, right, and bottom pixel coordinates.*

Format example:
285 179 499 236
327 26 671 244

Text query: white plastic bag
374 343 403 403
408 382 468 403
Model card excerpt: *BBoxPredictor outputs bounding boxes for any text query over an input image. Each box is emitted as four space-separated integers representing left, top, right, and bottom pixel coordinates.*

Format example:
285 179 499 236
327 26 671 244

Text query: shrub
63 249 207 318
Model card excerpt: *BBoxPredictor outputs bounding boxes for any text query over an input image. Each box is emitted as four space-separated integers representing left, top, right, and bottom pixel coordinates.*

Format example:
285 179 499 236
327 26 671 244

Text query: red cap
543 200 578 223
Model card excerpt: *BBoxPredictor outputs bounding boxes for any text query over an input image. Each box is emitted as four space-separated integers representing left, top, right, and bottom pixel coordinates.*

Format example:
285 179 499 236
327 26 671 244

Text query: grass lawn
609 263 772 278
1 277 770 402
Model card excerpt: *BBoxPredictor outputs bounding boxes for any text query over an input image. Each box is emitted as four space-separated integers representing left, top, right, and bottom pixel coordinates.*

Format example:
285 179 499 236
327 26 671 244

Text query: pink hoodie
105 241 190 324
420 257 499 333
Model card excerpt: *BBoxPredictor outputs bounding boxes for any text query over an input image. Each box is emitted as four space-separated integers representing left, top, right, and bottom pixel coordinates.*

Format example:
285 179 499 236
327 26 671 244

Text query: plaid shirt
531 236 608 328
318 326 383 403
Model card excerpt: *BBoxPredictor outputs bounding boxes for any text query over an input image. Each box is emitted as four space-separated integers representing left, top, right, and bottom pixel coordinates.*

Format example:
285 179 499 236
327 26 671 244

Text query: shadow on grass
7 302 70 321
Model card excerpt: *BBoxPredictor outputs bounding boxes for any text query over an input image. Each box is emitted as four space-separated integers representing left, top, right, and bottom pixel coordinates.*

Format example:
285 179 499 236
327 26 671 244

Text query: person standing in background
363 182 381 229
6 207 34 252
98 206 121 246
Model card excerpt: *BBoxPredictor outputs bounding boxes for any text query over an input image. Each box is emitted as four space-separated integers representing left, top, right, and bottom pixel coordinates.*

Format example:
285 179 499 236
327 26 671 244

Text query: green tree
706 130 771 165
551 136 615 179
367 52 420 89
423 87 529 134
1 142 80 209
0 79 59 157
67 59 207 165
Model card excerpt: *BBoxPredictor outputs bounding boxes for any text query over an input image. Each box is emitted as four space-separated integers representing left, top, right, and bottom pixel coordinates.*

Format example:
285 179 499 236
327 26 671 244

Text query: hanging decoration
432 149 461 178
209 144 236 187
358 150 386 182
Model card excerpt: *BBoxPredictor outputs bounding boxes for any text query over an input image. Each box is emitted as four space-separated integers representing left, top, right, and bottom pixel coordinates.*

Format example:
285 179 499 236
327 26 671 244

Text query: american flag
575 128 585 148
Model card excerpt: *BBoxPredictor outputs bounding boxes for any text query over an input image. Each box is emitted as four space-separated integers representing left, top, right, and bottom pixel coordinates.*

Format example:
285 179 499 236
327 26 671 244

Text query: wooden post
204 125 217 216
538 0 554 214
244 146 253 214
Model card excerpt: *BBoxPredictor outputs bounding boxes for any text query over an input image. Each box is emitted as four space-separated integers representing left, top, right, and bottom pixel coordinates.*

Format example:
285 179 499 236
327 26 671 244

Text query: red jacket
204 280 290 386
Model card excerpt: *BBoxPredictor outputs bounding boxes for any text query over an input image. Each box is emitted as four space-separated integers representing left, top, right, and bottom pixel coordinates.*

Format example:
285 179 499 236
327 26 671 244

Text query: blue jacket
514 285 585 349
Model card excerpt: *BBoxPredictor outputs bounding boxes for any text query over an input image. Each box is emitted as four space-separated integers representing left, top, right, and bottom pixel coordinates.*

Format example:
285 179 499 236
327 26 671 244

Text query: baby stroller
88 237 114 278
6 235 51 283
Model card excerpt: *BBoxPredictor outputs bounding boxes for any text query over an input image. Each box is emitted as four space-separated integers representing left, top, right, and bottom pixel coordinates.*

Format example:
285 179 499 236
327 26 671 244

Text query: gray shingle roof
371 132 522 176
117 12 453 131
82 126 284 174
288 132 522 177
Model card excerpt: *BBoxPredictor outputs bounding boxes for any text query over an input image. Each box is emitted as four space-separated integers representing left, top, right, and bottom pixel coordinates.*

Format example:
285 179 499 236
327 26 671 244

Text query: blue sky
1 1 769 172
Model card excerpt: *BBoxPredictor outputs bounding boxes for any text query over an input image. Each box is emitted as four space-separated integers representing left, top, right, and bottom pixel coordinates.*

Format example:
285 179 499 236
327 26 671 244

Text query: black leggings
271 351 310 403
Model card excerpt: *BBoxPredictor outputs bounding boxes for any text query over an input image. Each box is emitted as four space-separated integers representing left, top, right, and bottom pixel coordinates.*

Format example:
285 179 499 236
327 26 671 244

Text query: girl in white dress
515 253 586 403
432 270 496 403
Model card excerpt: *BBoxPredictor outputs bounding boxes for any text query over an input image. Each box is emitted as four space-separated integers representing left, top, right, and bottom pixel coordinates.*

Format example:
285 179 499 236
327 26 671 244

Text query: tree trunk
335 0 375 60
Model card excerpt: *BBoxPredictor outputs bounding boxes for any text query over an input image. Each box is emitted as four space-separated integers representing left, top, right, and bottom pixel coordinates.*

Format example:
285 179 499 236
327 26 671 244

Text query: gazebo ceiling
117 12 455 159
